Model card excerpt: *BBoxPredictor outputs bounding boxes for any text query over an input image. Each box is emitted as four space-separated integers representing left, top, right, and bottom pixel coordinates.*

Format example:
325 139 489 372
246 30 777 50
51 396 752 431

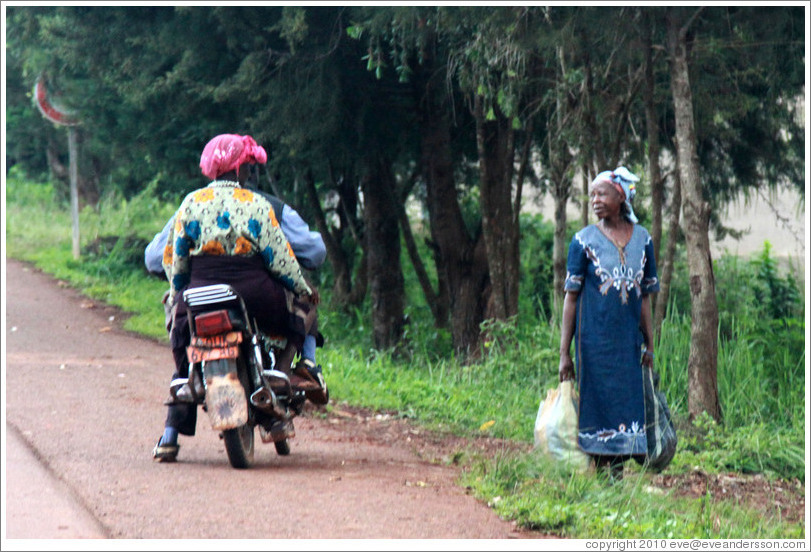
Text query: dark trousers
165 255 302 436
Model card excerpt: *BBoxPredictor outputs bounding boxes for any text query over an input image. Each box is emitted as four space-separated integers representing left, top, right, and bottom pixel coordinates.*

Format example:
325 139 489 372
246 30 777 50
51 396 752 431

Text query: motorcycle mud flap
203 359 248 430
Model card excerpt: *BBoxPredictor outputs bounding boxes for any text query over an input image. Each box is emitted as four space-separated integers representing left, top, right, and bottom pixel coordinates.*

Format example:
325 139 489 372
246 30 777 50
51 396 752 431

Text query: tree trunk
395 189 447 328
413 55 490 358
550 45 575 315
47 138 69 198
513 122 533 231
582 58 607 172
667 9 722 423
643 17 664 266
76 131 99 206
47 130 99 208
301 168 354 304
423 128 488 358
580 164 590 229
551 177 570 315
475 96 520 321
654 169 681 333
346 237 369 307
332 165 369 308
362 156 405 350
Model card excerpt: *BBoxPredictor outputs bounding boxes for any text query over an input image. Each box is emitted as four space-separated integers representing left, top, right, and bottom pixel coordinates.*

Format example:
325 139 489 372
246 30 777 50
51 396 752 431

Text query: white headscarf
591 167 640 223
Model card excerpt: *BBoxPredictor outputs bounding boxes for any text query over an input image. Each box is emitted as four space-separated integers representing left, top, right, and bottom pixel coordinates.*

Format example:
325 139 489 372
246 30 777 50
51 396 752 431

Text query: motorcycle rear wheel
223 424 255 469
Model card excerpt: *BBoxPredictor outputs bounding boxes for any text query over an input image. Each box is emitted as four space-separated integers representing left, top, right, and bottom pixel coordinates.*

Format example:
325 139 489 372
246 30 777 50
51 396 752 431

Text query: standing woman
558 167 659 480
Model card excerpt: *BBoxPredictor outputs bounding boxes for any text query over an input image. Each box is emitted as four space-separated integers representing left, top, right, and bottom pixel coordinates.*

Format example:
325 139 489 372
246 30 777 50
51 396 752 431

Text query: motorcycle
173 283 307 468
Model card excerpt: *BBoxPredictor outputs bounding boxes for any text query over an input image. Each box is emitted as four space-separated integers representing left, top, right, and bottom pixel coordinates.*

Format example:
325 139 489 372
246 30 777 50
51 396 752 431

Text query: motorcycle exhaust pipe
250 387 286 418
250 386 275 409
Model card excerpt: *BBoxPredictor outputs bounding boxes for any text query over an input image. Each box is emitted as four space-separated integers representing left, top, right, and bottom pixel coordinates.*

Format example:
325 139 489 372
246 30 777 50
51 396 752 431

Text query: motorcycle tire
223 424 255 469
274 439 291 456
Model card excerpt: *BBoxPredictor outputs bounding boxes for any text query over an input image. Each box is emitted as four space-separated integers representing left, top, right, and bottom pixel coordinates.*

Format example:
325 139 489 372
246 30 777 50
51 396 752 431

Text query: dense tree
5 5 804 377
639 9 666 267
663 6 804 422
405 18 488 349
239 6 414 349
346 6 520 356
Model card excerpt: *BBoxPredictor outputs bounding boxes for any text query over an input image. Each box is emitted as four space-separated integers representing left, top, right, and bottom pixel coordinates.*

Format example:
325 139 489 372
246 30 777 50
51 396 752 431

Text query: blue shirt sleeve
641 231 660 295
564 232 588 292
144 216 174 275
280 205 326 271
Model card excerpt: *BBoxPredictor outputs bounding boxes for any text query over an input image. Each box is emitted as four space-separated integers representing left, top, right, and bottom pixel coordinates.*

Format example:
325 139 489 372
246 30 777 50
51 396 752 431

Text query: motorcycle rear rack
184 283 241 307
184 284 253 330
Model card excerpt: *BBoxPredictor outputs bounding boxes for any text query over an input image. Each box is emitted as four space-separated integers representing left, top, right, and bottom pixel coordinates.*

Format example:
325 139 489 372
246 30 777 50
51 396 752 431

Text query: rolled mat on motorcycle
170 283 317 469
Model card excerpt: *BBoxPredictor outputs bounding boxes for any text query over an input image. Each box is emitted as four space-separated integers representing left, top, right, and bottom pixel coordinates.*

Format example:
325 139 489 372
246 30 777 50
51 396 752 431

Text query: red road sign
34 76 79 126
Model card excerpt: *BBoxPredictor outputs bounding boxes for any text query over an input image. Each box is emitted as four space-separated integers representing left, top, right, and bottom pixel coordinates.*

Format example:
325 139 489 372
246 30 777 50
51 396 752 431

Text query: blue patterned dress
564 224 660 457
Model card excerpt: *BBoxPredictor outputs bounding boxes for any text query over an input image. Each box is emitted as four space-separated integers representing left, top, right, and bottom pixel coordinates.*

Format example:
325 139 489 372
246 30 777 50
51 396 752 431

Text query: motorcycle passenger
153 133 319 462
144 176 328 403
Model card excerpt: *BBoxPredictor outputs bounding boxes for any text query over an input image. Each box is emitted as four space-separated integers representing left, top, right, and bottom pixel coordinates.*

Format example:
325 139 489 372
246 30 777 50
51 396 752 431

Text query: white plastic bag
534 380 591 472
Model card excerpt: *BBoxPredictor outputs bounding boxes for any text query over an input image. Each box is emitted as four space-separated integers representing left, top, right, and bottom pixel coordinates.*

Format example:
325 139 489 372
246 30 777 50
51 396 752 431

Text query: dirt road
3 259 540 541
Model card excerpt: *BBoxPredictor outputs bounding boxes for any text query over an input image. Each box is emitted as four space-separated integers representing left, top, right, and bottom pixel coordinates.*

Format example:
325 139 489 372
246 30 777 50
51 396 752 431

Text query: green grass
5 176 175 340
319 313 562 439
5 175 806 539
459 452 804 539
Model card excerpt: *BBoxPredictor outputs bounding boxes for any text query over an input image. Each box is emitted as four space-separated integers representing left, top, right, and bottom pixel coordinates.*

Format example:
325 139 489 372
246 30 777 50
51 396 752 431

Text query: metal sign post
34 75 82 259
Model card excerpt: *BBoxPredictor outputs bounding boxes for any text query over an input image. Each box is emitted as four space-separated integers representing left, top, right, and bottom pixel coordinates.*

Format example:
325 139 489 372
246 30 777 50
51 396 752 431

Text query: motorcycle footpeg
262 369 292 398
168 377 205 404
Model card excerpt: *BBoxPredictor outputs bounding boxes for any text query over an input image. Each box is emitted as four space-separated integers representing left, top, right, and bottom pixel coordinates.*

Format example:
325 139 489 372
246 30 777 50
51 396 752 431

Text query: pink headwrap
199 134 268 180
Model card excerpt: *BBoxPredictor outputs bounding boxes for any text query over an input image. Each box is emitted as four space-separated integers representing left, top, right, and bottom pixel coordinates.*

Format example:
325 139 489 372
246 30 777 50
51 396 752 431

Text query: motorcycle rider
152 133 324 462
144 169 328 403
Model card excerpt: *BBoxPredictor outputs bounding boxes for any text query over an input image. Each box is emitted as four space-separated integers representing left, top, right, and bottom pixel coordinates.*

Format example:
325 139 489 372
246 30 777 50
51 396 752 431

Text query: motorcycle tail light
194 310 233 336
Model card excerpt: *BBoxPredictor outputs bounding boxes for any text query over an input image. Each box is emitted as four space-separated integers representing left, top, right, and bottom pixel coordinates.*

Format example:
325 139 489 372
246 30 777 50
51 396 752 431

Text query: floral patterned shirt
163 180 312 303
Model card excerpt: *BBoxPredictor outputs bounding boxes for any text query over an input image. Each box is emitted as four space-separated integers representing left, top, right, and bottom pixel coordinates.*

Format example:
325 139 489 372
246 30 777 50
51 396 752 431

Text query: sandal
295 360 329 405
152 437 179 462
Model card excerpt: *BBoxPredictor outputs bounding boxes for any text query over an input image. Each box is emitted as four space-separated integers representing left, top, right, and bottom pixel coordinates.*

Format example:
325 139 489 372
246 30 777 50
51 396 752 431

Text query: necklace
600 220 630 265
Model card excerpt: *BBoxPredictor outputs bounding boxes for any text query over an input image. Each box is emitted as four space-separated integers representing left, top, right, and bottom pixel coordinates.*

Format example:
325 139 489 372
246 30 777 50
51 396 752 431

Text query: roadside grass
5 177 174 340
459 452 804 539
5 176 805 539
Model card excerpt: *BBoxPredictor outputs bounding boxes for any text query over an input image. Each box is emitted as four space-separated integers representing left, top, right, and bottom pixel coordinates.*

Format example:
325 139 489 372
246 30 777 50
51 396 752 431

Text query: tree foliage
5 5 805 368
